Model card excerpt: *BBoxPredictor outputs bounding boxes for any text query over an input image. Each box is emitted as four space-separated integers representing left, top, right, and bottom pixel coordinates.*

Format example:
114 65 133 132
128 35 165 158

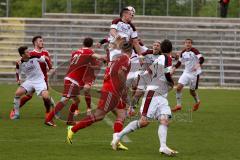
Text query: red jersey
102 54 130 96
29 49 52 81
65 48 95 86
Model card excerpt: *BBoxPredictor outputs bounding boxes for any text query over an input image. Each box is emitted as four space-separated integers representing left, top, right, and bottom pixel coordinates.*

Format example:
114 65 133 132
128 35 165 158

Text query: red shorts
97 90 127 112
97 90 120 112
62 80 83 98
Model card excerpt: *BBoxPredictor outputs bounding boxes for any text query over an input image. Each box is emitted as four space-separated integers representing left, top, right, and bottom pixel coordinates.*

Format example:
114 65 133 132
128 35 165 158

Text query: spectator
219 0 230 18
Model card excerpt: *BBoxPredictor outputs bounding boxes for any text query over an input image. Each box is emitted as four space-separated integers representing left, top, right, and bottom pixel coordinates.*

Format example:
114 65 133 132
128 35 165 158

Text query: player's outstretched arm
92 53 107 61
110 28 119 39
132 38 141 55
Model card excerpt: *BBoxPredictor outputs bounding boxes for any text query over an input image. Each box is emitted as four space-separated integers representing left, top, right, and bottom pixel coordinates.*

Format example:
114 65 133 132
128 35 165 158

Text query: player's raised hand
17 80 22 85
96 42 102 48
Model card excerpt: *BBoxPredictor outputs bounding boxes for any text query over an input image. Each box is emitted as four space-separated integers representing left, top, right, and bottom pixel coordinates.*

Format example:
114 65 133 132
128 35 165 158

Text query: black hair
83 37 94 47
120 7 130 17
18 46 28 56
161 39 172 53
121 42 133 53
32 35 42 45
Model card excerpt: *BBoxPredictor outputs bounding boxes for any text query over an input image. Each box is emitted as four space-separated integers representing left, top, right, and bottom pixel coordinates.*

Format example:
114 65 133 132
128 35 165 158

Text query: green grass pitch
0 84 240 160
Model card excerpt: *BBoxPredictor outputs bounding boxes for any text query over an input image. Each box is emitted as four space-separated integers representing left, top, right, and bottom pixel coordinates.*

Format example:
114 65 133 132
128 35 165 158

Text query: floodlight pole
42 0 46 17
166 0 169 16
119 0 121 13
67 0 71 13
6 0 9 17
142 0 145 15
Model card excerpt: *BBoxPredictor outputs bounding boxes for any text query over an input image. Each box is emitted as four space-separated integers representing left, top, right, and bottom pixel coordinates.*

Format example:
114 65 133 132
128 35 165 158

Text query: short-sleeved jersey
29 49 52 81
109 18 138 43
18 56 46 83
179 48 203 75
142 53 160 71
102 54 130 97
65 48 95 86
147 54 172 97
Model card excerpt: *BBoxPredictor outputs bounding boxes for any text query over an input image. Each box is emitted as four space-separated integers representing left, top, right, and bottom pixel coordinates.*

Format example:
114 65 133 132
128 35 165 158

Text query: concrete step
1 22 240 33
43 13 240 24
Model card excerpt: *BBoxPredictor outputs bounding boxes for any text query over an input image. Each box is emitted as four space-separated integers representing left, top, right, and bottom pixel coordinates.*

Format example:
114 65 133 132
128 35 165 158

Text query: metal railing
1 0 239 18
41 0 239 17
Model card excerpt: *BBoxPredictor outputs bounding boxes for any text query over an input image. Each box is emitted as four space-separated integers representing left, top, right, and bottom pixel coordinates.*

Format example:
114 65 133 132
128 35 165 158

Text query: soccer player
45 37 106 126
129 40 162 111
66 42 133 147
111 39 178 156
109 6 141 61
10 36 55 119
11 46 52 120
171 38 204 112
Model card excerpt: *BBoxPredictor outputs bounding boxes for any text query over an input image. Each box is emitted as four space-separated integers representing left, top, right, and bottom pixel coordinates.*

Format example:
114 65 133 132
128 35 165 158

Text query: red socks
114 119 124 133
46 102 64 122
71 115 96 133
67 103 79 123
19 95 32 108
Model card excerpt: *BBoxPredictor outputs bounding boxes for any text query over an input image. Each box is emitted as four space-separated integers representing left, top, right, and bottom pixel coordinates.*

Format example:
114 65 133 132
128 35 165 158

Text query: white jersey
179 48 202 75
109 18 138 43
146 55 172 97
18 56 46 83
142 53 160 71
129 45 148 74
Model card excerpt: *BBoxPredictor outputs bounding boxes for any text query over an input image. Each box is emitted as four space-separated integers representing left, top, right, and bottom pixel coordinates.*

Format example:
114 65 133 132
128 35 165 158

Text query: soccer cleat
67 126 74 144
171 105 182 112
44 120 56 127
159 147 179 156
54 112 61 119
192 101 201 111
9 109 15 119
74 109 80 116
111 133 120 150
117 142 128 151
86 108 92 116
10 113 20 120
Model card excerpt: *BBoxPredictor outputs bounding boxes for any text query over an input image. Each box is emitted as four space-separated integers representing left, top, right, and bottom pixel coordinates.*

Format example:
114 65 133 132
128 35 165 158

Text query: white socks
118 120 140 139
176 92 182 106
14 96 20 115
158 124 168 148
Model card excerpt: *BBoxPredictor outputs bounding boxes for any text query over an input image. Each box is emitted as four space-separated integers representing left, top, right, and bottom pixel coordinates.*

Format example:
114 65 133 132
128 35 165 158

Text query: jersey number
71 54 81 65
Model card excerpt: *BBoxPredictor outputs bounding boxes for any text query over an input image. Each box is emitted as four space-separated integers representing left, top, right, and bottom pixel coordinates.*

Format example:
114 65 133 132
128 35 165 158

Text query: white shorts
21 80 47 96
178 72 200 90
140 90 171 120
137 72 151 90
